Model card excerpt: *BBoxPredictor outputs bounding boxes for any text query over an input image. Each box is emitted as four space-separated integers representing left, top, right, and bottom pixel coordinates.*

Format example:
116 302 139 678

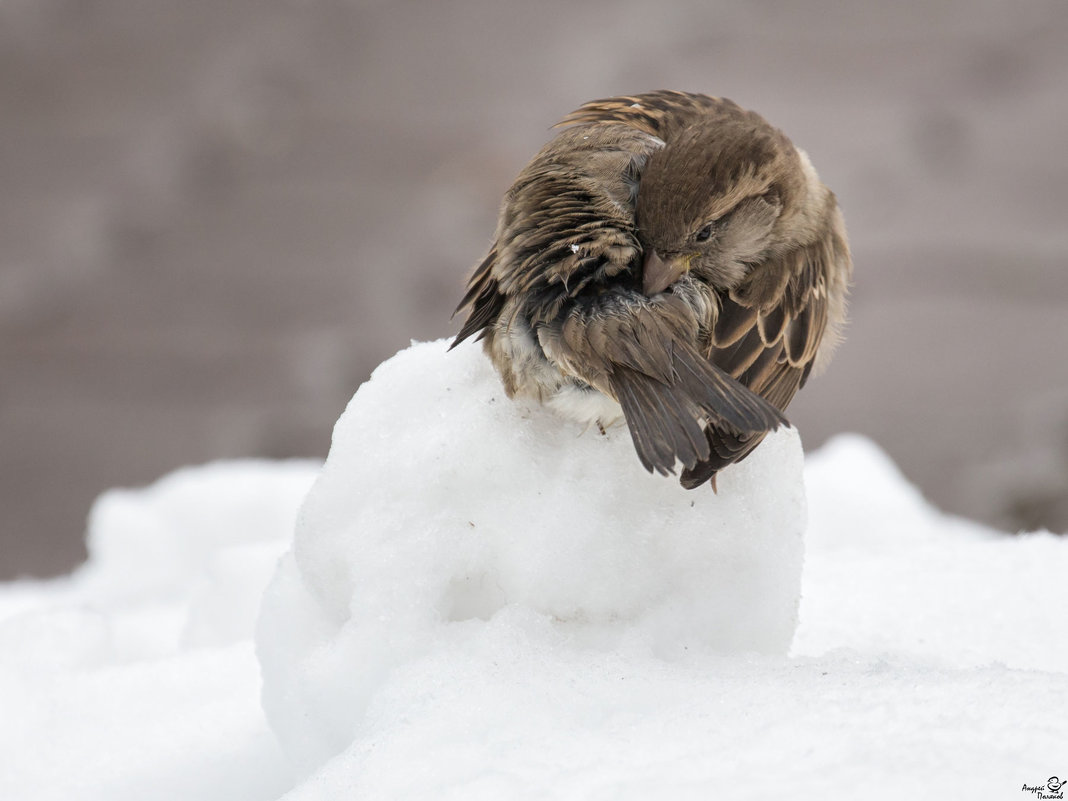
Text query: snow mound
0 459 321 801
1 459 320 667
256 339 807 775
796 434 1068 672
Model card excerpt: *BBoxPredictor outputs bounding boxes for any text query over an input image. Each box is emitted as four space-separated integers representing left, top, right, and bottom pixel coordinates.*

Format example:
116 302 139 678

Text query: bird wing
679 227 846 488
452 246 503 345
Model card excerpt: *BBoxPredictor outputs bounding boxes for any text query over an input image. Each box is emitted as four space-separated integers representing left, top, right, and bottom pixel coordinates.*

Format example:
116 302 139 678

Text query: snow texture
1 340 1066 801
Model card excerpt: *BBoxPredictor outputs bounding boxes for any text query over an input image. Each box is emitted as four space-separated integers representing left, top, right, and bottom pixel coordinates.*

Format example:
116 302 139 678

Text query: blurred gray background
2 0 1066 578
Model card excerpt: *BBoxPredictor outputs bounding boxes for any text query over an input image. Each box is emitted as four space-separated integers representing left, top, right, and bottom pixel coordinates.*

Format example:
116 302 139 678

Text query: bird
452 90 852 489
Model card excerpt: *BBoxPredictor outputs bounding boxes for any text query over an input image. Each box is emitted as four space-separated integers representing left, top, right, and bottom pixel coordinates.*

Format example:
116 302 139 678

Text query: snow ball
256 338 807 775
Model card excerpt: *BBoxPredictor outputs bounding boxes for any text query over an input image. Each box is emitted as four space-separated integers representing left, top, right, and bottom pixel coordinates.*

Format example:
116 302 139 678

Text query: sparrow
452 91 851 489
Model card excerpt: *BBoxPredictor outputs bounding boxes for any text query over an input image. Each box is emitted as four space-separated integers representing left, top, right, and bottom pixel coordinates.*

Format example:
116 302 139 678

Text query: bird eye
694 223 715 243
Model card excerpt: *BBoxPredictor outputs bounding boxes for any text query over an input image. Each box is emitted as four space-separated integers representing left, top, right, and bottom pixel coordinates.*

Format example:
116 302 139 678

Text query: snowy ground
1 340 1065 801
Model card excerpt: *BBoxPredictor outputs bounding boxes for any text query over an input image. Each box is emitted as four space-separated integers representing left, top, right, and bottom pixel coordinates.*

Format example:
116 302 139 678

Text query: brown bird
453 91 851 489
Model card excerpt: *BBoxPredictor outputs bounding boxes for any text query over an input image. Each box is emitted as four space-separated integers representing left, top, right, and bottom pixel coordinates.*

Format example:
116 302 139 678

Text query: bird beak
642 249 690 296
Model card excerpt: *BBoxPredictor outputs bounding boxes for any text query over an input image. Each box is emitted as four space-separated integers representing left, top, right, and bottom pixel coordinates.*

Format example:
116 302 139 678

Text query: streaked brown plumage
453 91 852 489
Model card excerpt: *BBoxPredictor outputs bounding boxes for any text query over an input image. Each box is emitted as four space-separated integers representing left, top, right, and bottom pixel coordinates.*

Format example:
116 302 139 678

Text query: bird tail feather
609 342 787 477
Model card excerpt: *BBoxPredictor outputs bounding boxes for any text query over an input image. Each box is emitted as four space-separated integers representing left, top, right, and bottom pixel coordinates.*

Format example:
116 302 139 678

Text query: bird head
634 113 810 296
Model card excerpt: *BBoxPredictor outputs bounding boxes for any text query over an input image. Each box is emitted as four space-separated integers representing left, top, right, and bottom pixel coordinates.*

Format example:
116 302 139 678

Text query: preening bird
453 91 852 489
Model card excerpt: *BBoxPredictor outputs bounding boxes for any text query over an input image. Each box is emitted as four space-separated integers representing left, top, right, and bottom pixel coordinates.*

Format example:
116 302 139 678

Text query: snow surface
2 339 1066 801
